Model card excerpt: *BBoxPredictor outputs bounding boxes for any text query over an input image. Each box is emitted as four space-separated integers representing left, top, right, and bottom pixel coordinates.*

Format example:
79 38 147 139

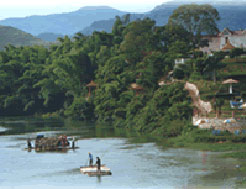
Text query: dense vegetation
0 4 245 137
0 5 197 135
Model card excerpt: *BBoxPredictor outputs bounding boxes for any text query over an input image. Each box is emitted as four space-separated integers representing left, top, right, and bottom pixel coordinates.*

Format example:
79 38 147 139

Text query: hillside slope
0 25 43 50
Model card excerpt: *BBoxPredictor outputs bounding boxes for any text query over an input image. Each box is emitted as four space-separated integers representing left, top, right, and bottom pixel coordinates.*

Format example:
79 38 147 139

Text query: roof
222 79 239 84
222 39 235 50
86 80 97 87
130 83 143 90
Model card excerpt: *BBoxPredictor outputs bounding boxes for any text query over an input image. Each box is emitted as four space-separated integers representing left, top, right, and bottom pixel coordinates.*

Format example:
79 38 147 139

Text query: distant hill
149 1 246 30
36 32 64 42
0 6 128 36
0 25 43 50
82 1 246 35
1 1 246 40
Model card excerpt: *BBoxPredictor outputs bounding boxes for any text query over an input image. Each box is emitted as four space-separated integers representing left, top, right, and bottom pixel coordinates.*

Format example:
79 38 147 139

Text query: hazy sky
0 0 171 20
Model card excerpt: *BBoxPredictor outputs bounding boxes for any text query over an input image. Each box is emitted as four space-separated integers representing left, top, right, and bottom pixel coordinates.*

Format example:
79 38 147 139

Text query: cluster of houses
200 27 246 54
172 28 246 133
174 28 246 68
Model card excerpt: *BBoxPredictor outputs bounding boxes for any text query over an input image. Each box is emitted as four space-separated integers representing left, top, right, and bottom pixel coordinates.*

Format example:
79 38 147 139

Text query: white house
174 58 190 68
200 28 246 54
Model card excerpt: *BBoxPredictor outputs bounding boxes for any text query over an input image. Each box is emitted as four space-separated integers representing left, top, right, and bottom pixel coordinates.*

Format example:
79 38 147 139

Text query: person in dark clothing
72 137 75 149
96 157 101 171
89 152 93 166
72 141 75 149
27 139 32 148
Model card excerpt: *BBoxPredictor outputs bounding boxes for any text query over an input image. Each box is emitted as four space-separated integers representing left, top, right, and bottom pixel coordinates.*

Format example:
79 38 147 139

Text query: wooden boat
24 146 79 151
25 135 78 152
80 164 112 175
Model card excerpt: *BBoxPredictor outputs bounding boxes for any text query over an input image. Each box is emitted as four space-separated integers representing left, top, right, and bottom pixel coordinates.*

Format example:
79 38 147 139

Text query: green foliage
230 48 244 58
0 26 44 50
120 18 156 64
168 4 220 36
0 9 224 138
173 68 185 79
132 83 192 135
64 96 94 120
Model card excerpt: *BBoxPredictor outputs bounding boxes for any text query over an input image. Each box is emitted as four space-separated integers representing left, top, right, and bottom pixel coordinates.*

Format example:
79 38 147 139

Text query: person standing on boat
72 137 75 149
27 138 32 148
96 157 101 171
89 152 93 166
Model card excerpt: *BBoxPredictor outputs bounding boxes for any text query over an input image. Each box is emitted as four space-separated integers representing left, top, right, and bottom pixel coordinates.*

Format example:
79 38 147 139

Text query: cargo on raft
80 164 112 176
26 135 78 152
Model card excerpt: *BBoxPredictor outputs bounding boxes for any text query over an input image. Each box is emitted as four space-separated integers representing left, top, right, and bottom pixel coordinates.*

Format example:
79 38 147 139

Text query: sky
0 0 171 20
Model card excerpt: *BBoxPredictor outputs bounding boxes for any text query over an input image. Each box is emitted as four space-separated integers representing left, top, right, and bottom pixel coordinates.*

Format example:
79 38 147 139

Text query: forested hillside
0 26 43 50
0 4 243 136
0 12 195 135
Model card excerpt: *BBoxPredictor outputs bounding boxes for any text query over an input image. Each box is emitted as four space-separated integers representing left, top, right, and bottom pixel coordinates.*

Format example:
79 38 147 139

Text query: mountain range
82 2 246 35
0 0 246 43
0 6 127 38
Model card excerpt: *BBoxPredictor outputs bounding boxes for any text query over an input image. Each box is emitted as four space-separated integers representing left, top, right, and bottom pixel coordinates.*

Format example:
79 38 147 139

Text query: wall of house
200 29 246 53
222 36 246 48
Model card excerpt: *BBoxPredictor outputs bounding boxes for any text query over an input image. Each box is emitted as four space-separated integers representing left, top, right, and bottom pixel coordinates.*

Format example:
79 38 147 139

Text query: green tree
168 4 220 43
203 52 226 82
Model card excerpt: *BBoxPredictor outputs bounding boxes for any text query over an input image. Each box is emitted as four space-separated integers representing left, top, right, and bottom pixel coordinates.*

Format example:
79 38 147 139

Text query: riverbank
146 125 246 159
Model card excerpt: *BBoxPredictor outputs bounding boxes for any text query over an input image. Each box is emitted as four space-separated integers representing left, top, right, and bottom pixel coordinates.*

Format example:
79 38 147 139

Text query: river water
0 117 245 188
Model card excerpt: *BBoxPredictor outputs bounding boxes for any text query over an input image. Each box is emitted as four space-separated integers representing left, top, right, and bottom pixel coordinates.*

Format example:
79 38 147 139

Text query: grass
157 127 246 155
220 152 246 159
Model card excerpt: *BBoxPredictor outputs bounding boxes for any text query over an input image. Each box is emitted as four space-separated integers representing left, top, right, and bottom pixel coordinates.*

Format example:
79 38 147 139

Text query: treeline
0 5 222 135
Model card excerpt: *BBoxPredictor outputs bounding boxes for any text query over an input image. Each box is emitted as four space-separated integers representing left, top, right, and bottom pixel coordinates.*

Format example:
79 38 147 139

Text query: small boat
80 165 112 175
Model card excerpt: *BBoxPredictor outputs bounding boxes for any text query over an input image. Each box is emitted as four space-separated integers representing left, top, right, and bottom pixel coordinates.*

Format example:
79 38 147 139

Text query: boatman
72 137 75 149
96 157 101 172
27 138 32 149
89 152 93 166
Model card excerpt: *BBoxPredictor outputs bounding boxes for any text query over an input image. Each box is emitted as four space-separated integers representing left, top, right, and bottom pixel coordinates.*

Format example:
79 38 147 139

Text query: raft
25 135 78 152
80 165 112 175
24 146 79 151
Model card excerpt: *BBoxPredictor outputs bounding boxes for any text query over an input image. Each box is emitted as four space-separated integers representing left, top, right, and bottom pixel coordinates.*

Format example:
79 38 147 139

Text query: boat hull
80 166 112 175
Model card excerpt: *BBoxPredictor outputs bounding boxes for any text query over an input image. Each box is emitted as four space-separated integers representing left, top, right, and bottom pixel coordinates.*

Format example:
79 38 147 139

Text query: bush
190 72 203 80
230 48 244 58
173 68 185 79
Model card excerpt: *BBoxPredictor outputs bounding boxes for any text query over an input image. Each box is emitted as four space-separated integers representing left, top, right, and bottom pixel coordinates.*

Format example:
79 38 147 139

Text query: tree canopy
168 4 220 36
0 5 230 136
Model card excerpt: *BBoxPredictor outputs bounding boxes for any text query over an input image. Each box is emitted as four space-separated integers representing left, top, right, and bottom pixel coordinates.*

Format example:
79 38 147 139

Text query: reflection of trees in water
199 161 246 187
96 175 101 183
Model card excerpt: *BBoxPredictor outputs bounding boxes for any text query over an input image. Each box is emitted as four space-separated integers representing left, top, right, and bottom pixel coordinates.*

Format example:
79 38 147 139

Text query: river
0 117 245 188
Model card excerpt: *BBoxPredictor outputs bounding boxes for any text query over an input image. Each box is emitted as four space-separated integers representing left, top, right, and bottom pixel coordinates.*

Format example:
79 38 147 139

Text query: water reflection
1 117 246 188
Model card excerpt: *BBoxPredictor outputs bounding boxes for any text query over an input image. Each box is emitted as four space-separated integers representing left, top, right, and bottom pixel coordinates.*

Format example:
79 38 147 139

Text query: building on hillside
174 58 190 68
200 28 246 54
